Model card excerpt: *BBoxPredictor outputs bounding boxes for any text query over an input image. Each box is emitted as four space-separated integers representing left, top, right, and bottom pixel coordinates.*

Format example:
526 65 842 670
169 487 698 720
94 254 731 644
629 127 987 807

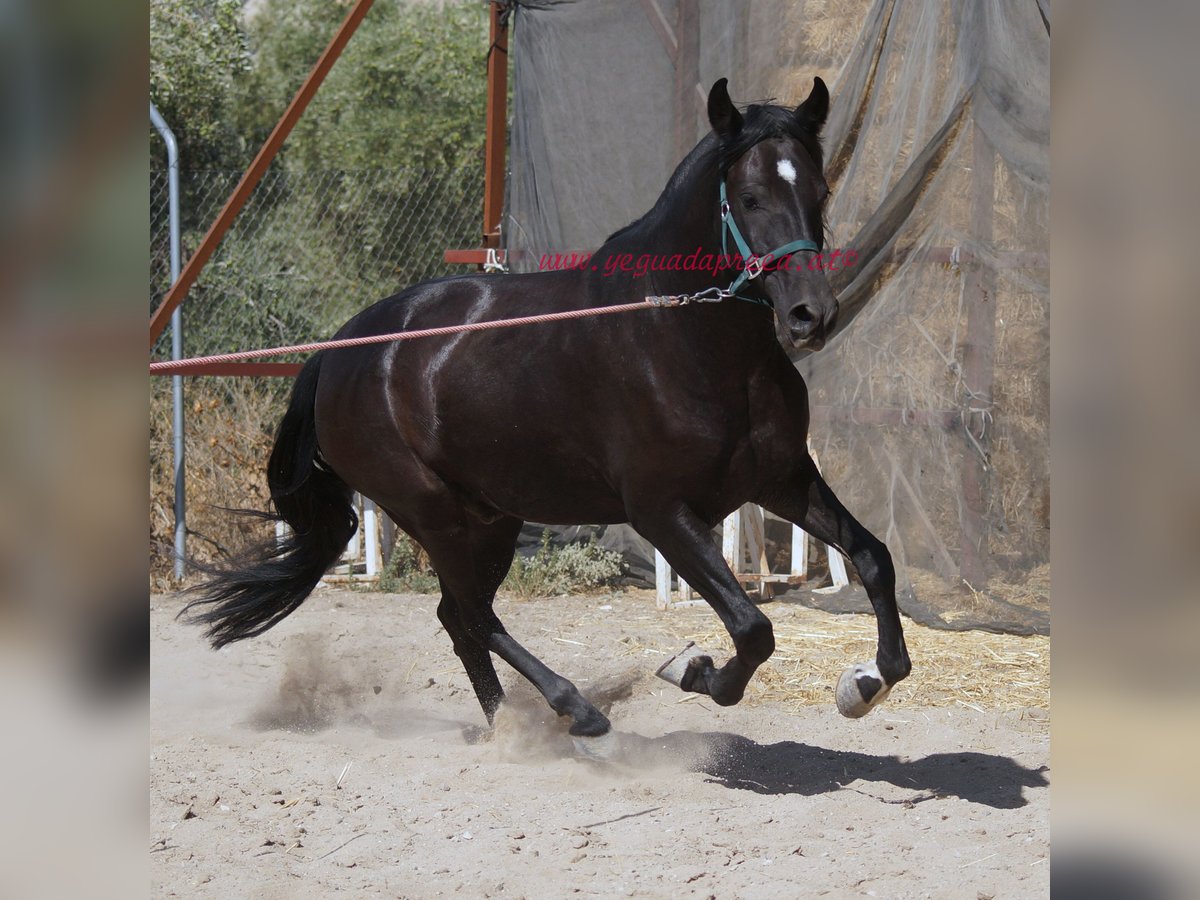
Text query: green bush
502 531 624 599
376 534 441 594
374 530 624 599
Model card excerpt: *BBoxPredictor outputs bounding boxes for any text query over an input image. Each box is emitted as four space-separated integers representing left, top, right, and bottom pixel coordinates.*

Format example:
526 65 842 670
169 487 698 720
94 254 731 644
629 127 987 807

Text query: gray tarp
505 0 1049 634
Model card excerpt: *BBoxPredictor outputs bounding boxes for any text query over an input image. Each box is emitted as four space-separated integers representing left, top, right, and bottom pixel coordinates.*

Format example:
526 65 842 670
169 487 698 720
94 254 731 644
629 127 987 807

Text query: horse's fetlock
879 651 911 685
734 614 775 664
546 680 580 714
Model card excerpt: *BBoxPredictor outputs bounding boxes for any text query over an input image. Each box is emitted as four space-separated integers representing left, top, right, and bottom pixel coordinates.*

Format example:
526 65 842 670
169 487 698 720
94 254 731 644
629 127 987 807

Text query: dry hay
150 377 287 590
621 589 1048 714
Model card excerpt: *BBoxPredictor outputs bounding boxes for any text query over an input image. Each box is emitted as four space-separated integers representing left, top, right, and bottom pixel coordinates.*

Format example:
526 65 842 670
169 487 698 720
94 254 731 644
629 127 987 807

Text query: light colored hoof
572 730 621 761
655 641 709 687
835 661 892 718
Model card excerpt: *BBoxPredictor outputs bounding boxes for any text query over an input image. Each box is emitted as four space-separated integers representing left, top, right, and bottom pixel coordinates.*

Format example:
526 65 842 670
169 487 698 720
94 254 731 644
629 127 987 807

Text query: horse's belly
420 422 619 520
447 453 628 525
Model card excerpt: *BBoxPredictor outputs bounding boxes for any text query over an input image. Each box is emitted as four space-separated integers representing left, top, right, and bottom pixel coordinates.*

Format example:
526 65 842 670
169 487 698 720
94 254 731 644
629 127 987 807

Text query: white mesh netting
503 0 1048 633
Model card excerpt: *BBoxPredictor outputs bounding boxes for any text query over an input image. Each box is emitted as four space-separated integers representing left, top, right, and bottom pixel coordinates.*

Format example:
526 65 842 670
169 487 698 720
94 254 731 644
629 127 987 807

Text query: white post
790 524 808 578
722 509 742 571
347 493 361 559
827 545 850 588
364 499 379 577
744 506 769 575
654 549 671 610
808 444 851 589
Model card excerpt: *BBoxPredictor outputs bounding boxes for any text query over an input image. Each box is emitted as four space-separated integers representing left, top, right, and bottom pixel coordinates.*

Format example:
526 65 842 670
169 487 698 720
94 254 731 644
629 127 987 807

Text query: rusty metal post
482 1 510 249
149 0 377 348
672 0 700 163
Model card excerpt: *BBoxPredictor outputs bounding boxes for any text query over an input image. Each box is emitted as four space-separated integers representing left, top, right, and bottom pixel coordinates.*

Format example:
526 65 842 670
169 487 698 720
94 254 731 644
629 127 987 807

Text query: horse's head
708 78 837 351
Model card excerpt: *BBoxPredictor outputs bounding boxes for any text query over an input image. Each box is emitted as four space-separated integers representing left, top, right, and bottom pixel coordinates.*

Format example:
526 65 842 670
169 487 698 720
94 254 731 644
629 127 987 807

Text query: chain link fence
149 164 484 586
151 164 485 362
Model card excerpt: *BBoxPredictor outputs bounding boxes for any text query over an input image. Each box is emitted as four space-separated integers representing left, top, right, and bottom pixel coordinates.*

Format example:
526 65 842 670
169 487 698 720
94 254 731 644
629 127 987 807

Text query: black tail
180 353 357 648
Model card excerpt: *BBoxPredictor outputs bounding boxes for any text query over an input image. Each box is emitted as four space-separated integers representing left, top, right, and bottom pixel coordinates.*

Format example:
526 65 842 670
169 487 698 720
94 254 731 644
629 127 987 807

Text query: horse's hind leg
436 578 505 726
384 504 506 724
417 511 612 738
759 457 912 717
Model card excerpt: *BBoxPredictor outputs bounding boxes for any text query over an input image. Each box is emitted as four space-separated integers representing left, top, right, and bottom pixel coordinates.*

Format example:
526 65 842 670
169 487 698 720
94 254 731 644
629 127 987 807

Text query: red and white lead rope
149 297 688 375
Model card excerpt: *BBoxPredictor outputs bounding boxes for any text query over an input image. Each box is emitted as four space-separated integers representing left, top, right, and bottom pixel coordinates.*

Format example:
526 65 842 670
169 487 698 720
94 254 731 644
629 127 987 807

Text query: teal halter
719 179 821 297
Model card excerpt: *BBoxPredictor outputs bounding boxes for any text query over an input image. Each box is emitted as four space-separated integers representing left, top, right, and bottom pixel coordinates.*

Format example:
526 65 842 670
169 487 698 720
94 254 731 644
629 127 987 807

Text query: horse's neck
596 165 725 294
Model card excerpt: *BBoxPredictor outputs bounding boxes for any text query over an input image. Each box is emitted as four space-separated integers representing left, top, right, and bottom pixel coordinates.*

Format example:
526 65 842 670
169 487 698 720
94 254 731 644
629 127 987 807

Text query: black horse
184 78 911 743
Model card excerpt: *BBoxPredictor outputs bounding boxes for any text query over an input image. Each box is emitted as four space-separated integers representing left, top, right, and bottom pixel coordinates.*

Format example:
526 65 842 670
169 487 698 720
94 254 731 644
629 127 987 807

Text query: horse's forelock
717 103 824 175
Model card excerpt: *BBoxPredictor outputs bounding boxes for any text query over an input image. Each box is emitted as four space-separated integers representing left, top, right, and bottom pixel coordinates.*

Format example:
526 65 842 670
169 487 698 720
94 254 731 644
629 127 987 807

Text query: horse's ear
707 78 743 139
794 76 829 133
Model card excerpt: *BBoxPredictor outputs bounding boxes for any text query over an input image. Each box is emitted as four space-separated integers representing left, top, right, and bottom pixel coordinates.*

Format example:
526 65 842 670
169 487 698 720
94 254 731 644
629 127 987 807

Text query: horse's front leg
759 457 912 717
634 504 774 706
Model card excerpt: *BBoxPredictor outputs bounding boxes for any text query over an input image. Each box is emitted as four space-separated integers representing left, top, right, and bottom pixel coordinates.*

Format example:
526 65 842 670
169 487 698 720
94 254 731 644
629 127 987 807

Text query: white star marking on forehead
776 158 797 185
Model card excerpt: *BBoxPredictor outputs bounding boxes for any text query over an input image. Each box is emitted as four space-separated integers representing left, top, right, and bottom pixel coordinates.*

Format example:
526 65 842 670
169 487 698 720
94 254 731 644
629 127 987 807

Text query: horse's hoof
835 661 892 718
572 730 621 762
655 641 709 687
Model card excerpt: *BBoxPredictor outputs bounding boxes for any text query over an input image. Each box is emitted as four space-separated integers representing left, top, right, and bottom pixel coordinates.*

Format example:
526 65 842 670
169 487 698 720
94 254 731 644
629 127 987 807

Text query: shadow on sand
620 730 1048 810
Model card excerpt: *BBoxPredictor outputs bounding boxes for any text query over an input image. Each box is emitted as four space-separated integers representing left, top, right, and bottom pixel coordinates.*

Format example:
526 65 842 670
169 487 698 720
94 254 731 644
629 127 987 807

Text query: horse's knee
733 612 775 664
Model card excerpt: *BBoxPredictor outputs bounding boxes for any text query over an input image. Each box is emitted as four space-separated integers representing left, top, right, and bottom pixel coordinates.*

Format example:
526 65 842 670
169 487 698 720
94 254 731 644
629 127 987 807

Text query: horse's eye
741 194 759 211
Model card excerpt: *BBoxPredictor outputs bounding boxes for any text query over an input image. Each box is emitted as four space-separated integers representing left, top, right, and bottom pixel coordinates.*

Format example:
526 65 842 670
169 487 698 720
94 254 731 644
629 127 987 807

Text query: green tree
151 0 489 355
241 0 488 174
149 0 252 169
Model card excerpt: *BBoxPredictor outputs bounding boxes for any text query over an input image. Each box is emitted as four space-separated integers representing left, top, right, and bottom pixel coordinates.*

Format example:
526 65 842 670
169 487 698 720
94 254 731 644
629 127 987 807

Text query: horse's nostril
788 304 817 334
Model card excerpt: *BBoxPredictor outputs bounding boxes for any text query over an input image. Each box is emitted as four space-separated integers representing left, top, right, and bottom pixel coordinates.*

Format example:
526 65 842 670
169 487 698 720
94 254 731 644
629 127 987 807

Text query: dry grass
619 589 1048 713
150 378 287 590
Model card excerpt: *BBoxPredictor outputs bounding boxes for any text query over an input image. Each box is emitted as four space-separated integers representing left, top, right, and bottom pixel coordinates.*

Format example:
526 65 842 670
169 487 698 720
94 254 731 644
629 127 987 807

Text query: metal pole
482 0 509 249
151 102 185 580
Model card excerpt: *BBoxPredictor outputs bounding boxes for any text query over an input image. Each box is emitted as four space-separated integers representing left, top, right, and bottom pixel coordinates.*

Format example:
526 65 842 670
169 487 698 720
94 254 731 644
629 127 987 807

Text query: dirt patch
152 587 1049 897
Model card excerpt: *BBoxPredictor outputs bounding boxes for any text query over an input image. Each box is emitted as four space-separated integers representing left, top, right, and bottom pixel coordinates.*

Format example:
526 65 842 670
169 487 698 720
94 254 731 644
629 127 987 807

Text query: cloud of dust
490 668 717 775
247 634 379 733
246 633 474 739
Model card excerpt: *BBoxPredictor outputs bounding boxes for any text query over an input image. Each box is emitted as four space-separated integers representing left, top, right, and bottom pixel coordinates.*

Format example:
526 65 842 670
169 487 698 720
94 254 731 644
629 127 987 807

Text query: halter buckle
719 200 730 221
744 255 764 280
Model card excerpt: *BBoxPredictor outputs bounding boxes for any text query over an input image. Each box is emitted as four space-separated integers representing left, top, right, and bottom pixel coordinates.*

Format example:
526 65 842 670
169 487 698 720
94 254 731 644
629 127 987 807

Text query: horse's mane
604 101 823 245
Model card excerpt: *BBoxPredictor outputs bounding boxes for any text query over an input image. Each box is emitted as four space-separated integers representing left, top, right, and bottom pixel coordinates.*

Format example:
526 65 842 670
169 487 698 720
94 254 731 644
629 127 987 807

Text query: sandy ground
151 587 1049 898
